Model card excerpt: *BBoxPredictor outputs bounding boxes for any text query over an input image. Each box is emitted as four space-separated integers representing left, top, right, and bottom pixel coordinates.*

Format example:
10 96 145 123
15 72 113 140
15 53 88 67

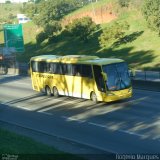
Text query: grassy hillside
0 1 160 70
62 0 118 26
0 128 83 160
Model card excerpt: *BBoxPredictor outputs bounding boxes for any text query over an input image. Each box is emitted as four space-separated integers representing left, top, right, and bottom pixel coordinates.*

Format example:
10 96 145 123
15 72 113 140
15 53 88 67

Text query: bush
66 17 97 42
99 21 129 48
5 0 11 4
142 0 160 35
36 21 62 44
44 21 62 39
118 0 130 7
36 32 48 44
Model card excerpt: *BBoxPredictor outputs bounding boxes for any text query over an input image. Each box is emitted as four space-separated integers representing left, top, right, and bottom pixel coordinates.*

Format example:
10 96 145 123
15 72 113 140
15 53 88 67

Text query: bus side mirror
101 72 108 81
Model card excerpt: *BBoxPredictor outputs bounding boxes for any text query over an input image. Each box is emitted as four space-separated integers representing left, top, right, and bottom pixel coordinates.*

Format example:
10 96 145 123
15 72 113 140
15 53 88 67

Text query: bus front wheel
53 87 59 97
91 92 97 103
45 86 52 96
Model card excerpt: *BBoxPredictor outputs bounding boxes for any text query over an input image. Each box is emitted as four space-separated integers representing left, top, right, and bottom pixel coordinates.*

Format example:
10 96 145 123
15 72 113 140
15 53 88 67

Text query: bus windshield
102 62 131 91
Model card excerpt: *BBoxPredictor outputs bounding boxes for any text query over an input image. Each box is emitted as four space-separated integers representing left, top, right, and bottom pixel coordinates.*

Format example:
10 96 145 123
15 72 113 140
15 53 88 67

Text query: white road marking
10 82 31 86
62 116 85 123
88 122 106 128
38 111 53 116
0 101 33 111
10 105 33 111
88 122 149 139
118 129 147 138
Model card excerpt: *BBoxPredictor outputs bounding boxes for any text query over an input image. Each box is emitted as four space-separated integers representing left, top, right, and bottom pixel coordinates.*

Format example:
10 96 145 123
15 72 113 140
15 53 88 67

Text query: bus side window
61 64 72 75
50 63 62 74
31 61 38 72
38 62 47 73
61 64 67 75
93 65 105 92
50 63 56 74
67 64 72 75
81 65 92 78
72 64 81 76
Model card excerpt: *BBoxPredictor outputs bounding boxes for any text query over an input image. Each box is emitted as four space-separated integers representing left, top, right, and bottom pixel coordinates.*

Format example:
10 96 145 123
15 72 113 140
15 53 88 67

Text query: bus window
50 63 62 74
38 62 48 73
31 61 38 72
61 64 72 75
81 65 92 78
72 64 81 76
93 65 105 92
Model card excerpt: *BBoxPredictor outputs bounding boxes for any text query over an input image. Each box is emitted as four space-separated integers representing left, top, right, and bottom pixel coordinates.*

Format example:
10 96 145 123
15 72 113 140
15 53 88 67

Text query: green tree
44 21 62 38
36 21 62 44
33 0 80 27
142 0 160 35
66 17 97 42
44 21 62 43
99 21 129 48
21 3 37 18
118 0 130 7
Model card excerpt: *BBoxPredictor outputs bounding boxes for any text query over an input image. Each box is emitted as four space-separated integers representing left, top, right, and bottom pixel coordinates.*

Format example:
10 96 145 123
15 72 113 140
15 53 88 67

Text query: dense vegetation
0 3 21 25
0 0 160 70
142 0 160 35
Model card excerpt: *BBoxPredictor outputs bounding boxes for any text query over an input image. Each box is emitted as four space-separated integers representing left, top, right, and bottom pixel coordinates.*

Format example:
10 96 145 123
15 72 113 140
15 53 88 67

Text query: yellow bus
30 55 132 103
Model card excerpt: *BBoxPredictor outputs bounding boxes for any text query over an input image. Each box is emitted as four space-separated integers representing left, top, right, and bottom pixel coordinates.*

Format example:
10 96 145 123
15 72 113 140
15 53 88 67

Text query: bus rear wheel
53 87 59 97
45 86 52 96
91 92 97 103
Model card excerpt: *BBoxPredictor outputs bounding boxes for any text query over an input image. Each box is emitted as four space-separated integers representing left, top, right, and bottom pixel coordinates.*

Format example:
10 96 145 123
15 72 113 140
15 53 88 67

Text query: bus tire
45 86 52 96
53 87 59 97
91 92 97 103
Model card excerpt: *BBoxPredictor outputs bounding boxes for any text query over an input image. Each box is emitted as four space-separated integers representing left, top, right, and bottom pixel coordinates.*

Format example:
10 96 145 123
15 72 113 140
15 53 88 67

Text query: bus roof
84 58 124 65
30 55 124 65
30 55 60 61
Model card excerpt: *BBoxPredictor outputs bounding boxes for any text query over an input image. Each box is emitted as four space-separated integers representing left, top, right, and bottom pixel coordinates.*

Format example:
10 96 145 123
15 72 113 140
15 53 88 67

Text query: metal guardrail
132 70 160 82
0 62 29 75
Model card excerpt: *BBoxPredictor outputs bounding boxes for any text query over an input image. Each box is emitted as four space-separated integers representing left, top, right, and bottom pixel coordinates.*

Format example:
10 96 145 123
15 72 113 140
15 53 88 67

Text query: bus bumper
99 87 132 102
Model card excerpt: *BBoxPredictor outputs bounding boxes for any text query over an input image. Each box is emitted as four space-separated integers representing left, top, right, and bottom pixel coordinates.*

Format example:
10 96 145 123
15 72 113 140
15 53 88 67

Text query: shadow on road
1 88 160 141
0 75 29 84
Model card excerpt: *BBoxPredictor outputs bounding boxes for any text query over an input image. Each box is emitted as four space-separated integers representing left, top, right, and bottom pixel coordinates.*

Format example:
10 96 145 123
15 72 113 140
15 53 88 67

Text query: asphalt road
0 75 160 154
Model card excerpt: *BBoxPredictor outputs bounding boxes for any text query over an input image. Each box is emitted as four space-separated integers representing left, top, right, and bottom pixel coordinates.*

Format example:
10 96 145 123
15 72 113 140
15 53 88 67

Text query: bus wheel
45 86 52 96
91 92 97 103
53 87 59 97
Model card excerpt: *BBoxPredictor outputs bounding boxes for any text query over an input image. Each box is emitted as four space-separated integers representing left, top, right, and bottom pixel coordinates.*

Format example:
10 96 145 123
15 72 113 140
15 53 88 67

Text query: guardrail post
144 71 146 80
